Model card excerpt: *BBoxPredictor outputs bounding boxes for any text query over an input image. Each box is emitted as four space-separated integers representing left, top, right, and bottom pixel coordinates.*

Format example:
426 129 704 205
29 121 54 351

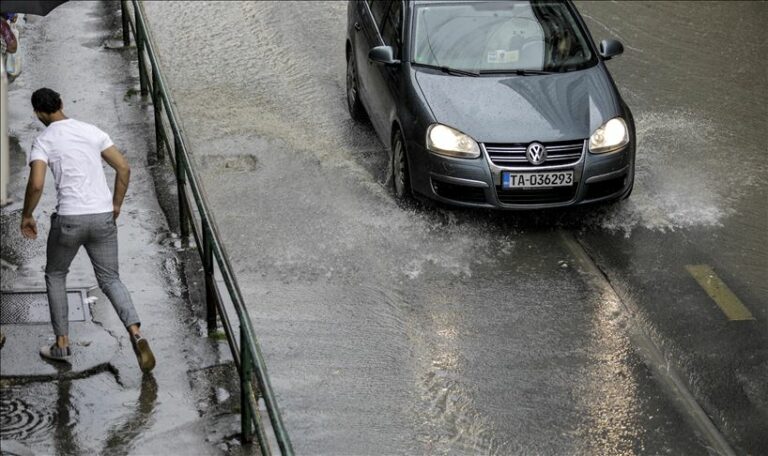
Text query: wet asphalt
575 3 768 452
1 2 244 455
140 1 767 455
1 1 762 455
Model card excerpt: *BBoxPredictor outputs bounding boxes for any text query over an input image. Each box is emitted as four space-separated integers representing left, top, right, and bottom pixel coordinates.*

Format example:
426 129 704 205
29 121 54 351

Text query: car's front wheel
392 130 412 200
346 52 367 122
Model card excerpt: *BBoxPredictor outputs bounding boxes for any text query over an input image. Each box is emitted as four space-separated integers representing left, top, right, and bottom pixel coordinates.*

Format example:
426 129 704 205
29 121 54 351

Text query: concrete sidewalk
1 2 243 454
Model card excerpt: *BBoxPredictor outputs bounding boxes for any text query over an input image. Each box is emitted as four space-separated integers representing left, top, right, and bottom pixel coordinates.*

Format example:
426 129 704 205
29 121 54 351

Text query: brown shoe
131 334 156 373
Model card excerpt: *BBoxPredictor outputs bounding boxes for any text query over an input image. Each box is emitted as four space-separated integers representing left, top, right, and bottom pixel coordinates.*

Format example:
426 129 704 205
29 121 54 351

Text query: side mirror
368 45 400 66
599 39 624 60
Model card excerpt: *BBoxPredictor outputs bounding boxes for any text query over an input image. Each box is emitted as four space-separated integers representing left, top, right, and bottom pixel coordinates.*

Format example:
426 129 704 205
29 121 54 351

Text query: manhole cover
0 289 90 324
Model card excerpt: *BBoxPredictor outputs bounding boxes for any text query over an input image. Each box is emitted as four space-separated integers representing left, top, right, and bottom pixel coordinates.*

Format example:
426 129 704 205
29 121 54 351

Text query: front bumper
410 140 634 210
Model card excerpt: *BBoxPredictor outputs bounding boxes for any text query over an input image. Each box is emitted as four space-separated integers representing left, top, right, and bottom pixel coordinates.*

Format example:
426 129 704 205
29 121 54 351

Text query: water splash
585 110 764 236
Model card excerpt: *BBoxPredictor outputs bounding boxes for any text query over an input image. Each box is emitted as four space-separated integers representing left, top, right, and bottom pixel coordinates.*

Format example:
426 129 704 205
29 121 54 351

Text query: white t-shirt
28 118 115 216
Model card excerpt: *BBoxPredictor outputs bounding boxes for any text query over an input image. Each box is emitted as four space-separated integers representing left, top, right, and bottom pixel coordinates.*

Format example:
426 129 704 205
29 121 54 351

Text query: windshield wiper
412 62 479 77
478 69 555 76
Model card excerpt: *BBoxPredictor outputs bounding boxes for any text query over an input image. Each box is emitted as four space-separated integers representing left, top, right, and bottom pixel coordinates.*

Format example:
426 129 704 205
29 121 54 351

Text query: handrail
121 2 294 454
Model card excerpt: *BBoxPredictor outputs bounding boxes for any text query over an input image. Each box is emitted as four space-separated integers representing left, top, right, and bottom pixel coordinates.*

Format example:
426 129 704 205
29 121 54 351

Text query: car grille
496 186 577 204
485 140 585 167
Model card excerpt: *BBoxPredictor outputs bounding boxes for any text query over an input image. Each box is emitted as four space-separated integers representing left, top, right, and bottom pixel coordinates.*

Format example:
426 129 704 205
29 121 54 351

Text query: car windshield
411 1 596 74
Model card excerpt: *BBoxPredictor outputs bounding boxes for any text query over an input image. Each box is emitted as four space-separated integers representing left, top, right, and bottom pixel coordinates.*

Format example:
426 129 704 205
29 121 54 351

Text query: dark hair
31 88 63 114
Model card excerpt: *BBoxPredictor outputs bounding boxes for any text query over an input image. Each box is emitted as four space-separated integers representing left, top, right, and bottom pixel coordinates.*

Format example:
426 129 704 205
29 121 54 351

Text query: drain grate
0 289 90 324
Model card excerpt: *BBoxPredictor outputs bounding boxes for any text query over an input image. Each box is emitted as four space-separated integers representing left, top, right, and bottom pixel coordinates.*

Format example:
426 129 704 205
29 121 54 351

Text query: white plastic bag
5 53 20 79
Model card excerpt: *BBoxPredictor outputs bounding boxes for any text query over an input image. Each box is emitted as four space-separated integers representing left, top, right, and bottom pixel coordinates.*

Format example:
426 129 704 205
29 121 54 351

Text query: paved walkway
0 2 242 454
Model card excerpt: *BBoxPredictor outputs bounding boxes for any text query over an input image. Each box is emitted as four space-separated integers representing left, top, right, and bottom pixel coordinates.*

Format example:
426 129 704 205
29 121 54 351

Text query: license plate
502 171 574 189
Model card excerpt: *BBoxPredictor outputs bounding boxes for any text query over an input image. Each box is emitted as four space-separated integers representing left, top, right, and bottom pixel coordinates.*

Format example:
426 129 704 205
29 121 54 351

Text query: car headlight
589 117 629 153
426 124 480 159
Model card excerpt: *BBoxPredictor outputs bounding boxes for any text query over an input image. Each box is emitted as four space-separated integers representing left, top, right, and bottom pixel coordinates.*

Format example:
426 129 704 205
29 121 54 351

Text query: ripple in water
0 397 55 441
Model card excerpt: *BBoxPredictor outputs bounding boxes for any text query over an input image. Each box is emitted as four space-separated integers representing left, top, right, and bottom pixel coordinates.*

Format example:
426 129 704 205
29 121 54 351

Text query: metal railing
121 2 293 454
1 56 9 206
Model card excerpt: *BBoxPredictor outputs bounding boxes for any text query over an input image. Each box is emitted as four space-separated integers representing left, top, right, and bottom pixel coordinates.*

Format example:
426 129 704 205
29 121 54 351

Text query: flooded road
576 3 768 452
142 1 767 454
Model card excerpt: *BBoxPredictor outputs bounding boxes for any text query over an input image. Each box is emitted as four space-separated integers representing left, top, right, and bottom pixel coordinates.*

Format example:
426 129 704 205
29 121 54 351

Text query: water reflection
575 287 643 455
411 290 498 455
102 374 158 454
53 377 81 456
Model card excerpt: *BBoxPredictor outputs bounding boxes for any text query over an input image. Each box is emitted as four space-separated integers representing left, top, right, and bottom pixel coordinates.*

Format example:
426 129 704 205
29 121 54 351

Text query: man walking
21 88 155 373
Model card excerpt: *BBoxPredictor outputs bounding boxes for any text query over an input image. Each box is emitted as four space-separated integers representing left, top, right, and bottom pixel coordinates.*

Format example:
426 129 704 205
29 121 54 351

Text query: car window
412 1 597 73
369 0 391 29
381 1 403 58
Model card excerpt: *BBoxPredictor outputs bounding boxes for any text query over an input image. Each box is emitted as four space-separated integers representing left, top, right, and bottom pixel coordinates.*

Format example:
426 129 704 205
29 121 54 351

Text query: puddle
195 154 258 173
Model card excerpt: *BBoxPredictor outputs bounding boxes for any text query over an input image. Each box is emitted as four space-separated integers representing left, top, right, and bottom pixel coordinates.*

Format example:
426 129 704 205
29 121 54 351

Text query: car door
353 1 389 128
357 0 392 145
373 0 404 144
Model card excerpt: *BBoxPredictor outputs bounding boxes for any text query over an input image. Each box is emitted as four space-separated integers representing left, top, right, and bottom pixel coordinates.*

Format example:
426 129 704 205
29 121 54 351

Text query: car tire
346 52 367 122
392 130 412 200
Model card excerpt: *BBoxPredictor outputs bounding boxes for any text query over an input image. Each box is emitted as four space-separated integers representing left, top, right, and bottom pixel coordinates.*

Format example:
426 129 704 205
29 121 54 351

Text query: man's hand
102 146 130 222
22 160 46 238
21 215 38 239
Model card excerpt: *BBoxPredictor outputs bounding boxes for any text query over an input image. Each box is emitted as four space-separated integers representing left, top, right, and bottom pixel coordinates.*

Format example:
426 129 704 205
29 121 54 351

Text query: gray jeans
46 212 140 336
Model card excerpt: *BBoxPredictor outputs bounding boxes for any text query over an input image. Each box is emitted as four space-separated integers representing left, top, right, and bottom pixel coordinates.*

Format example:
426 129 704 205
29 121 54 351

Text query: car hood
414 65 620 144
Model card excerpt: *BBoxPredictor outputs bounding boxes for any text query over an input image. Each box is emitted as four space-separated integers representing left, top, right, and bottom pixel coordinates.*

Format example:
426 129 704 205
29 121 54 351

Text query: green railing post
174 136 190 240
133 2 148 96
241 329 254 444
120 1 130 47
152 68 164 161
203 226 218 333
241 331 271 454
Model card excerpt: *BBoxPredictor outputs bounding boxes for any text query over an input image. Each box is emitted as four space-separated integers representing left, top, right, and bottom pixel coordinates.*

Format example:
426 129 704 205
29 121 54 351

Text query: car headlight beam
427 124 480 159
589 117 629 154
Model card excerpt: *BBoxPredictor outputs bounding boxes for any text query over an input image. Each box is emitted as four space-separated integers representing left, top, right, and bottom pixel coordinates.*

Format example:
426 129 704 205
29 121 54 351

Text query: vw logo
526 142 547 165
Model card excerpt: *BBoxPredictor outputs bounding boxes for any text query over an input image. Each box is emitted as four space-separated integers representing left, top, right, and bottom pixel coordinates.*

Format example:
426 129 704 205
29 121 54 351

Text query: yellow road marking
685 265 754 321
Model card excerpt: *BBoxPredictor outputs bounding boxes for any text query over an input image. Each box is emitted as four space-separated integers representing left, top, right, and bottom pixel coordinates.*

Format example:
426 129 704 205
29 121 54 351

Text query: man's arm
101 145 130 219
20 160 47 239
